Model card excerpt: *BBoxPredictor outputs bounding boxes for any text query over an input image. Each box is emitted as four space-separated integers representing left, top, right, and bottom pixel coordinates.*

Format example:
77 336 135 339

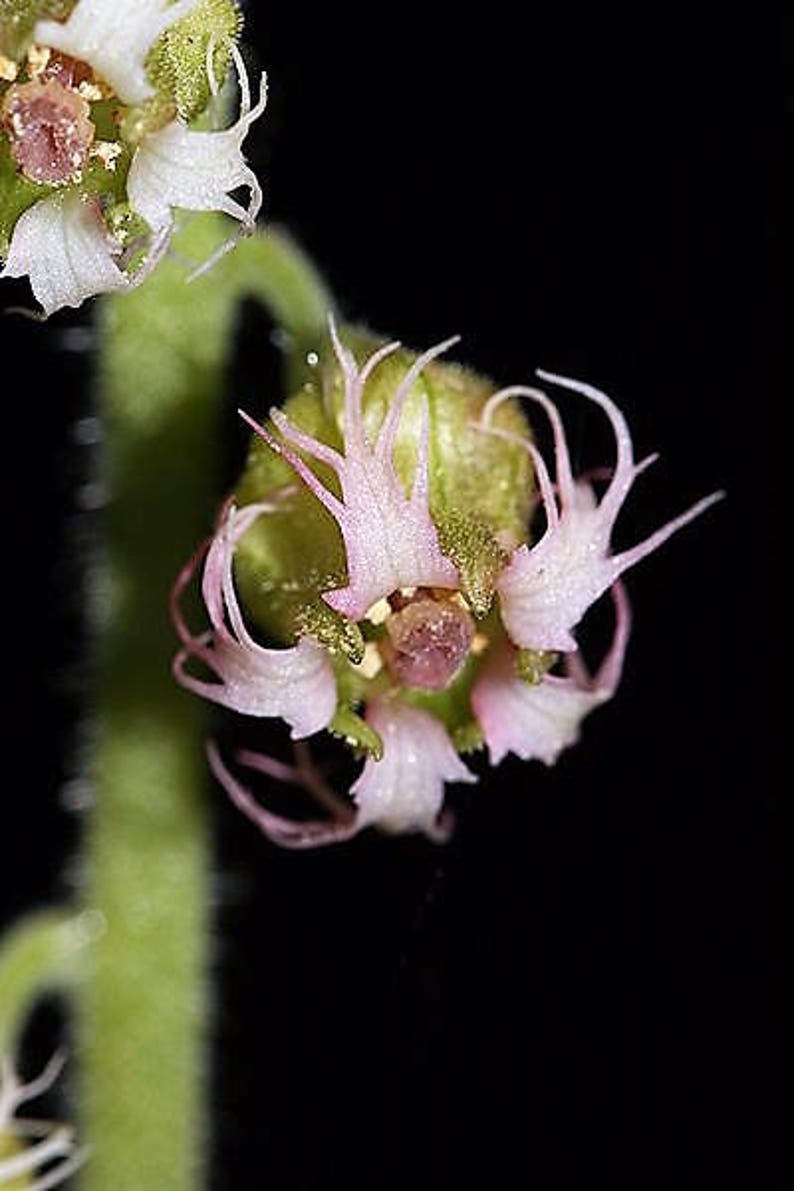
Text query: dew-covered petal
1 193 128 316
171 502 337 739
350 699 475 837
472 583 631 766
34 0 199 105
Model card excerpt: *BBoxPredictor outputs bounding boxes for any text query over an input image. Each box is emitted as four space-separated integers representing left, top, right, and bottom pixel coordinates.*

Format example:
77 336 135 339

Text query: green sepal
104 200 150 250
294 599 364 664
233 378 348 644
435 507 508 617
515 648 557 685
328 704 383 761
451 719 484 755
0 0 71 59
146 0 241 123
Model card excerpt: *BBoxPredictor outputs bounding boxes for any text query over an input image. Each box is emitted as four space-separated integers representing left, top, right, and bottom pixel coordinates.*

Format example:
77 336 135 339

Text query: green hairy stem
0 215 332 1190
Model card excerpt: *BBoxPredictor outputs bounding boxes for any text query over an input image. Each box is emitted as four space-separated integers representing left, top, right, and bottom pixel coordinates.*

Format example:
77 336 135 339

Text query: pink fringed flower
482 371 724 653
240 320 459 620
472 582 631 766
172 500 337 740
174 323 721 848
206 699 474 849
351 699 475 838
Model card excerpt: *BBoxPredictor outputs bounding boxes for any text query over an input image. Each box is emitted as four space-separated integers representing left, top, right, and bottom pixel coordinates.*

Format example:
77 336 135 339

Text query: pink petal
242 320 459 620
207 743 360 850
171 502 337 739
351 698 475 837
480 372 723 652
471 583 631 766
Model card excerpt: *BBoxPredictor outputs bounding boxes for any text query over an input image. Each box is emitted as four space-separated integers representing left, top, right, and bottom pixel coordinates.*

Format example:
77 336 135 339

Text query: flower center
381 589 475 692
1 75 95 185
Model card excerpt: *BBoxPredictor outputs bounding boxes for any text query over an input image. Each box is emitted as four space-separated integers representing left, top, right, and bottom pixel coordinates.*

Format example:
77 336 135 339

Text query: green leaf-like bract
146 0 242 123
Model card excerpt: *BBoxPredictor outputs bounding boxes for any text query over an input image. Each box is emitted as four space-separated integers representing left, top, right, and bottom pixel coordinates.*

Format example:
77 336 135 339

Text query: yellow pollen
471 633 489 656
355 641 384 679
0 54 18 82
364 597 391 625
77 81 104 101
91 140 122 170
26 44 51 78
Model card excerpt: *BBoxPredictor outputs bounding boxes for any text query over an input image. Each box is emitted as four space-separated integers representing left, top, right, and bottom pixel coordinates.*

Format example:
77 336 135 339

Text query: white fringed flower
0 192 128 316
241 320 460 621
471 583 631 765
1 9 266 314
127 43 267 269
0 1053 85 1190
34 0 199 104
172 501 338 740
483 371 724 653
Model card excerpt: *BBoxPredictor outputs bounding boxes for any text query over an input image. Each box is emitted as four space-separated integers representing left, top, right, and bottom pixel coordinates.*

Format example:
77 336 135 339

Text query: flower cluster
173 322 722 848
0 1053 83 1189
0 0 263 315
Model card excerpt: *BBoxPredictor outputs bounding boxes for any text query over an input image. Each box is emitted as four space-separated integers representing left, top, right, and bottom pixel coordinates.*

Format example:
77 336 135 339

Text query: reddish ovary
2 76 94 185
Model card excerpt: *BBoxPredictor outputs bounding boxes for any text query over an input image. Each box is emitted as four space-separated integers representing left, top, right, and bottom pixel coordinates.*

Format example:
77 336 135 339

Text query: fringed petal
0 1053 85 1189
34 0 199 105
127 44 266 269
207 743 361 850
479 372 723 652
471 583 631 766
242 320 459 621
171 501 337 740
350 698 475 838
0 193 128 316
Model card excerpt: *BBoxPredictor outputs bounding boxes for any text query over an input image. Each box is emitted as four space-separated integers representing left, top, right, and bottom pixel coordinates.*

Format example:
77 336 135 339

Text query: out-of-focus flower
0 0 262 314
0 1052 84 1189
174 321 722 846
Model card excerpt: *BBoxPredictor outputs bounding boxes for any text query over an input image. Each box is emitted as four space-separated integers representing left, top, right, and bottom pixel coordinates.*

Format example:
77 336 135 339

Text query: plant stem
82 216 331 1191
0 911 97 1060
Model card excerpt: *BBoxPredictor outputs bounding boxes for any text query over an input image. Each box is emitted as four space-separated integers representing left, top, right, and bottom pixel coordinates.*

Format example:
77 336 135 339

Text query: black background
1 5 779 1189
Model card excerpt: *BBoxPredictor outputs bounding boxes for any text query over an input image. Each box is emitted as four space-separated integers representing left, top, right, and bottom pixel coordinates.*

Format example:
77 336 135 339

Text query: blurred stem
82 215 331 1191
0 911 98 1059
